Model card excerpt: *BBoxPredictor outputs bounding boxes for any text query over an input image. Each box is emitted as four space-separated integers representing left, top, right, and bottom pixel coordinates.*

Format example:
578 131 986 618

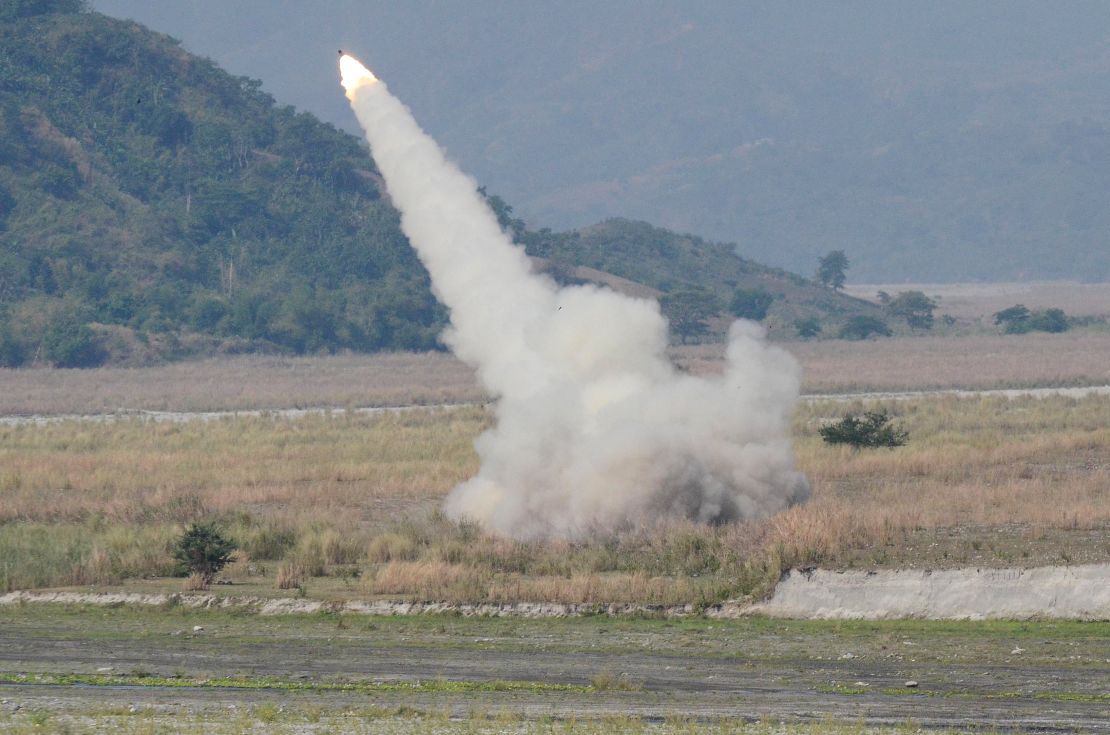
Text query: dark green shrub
1026 308 1069 333
0 322 27 367
729 287 773 321
42 312 104 367
819 409 907 449
994 304 1031 333
172 522 236 583
838 315 891 340
795 316 821 339
994 304 1070 334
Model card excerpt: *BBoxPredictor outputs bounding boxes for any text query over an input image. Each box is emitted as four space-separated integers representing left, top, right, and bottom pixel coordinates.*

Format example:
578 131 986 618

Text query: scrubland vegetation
2 393 1106 601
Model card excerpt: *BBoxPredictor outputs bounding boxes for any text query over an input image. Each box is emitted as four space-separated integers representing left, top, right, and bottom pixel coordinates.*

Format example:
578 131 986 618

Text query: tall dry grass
676 333 1110 392
0 352 483 416
1 395 1107 600
5 329 1109 420
842 280 1110 322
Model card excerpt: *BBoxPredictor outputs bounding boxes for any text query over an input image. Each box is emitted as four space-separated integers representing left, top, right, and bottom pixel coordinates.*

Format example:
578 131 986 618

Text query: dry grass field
843 280 1110 322
0 352 483 416
677 332 1110 393
2 393 1106 602
3 329 1109 418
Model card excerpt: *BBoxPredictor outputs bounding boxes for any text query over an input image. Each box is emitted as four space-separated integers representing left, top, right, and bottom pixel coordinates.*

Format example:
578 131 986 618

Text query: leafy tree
660 288 721 344
729 287 774 321
820 409 908 449
794 316 821 339
993 304 1031 333
993 304 1068 334
42 310 104 367
816 250 849 290
886 290 937 330
172 522 236 585
0 321 27 367
838 315 891 340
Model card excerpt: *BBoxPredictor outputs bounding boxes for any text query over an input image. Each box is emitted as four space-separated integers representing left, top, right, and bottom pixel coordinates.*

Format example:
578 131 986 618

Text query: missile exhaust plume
340 55 809 539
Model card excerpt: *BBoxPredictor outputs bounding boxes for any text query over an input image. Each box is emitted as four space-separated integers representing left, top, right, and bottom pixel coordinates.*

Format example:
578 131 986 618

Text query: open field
677 333 1110 393
844 281 1110 322
0 353 484 417
2 331 1110 417
0 605 1106 732
2 393 1107 601
2 315 1108 731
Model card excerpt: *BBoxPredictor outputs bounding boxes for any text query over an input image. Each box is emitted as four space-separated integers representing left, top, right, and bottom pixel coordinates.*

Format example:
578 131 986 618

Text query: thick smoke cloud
341 59 809 539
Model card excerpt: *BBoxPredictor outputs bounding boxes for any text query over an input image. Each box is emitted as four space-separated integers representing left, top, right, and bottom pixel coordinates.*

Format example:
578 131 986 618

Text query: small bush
794 316 821 339
729 287 774 321
172 522 236 585
0 322 27 367
819 409 908 449
1027 308 1069 333
42 311 105 368
838 315 892 340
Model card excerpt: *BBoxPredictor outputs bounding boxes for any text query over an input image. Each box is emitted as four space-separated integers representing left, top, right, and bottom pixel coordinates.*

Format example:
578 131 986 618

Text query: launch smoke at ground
340 55 809 539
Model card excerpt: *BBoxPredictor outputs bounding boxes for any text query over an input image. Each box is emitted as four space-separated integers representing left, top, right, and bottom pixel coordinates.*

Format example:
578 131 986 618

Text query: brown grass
675 332 1110 392
5 324 1109 420
275 562 306 591
843 280 1110 321
183 572 209 591
0 352 482 416
1 395 1107 601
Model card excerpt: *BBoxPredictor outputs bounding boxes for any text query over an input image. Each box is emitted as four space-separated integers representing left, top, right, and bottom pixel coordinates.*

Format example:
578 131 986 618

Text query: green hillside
0 1 445 366
0 2 879 368
508 214 882 339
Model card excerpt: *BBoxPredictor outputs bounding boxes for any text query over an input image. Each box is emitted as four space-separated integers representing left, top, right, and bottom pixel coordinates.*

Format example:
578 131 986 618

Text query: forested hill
0 2 873 367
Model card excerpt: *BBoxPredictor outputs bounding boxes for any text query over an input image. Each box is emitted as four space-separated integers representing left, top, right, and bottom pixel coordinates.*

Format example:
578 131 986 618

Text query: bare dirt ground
1 606 1106 732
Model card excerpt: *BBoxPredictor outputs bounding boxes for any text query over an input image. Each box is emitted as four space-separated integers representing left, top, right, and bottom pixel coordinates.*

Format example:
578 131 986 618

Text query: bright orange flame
339 54 378 98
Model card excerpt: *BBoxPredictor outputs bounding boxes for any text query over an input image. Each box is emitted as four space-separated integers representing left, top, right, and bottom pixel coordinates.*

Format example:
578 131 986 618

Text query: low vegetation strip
0 672 586 695
5 561 1110 620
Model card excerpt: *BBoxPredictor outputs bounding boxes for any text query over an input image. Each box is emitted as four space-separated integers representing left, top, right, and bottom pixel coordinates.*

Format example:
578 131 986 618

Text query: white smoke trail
340 56 809 539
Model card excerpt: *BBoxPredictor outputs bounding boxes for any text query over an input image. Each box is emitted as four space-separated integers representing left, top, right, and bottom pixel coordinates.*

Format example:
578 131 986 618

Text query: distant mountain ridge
0 3 876 367
87 0 1110 282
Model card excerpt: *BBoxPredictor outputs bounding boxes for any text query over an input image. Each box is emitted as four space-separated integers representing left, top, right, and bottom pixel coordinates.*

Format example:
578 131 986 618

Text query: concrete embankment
3 563 1107 619
747 563 1110 620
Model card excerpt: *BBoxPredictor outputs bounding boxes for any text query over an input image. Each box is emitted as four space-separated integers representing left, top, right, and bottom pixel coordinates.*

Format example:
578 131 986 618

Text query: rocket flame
339 54 377 98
